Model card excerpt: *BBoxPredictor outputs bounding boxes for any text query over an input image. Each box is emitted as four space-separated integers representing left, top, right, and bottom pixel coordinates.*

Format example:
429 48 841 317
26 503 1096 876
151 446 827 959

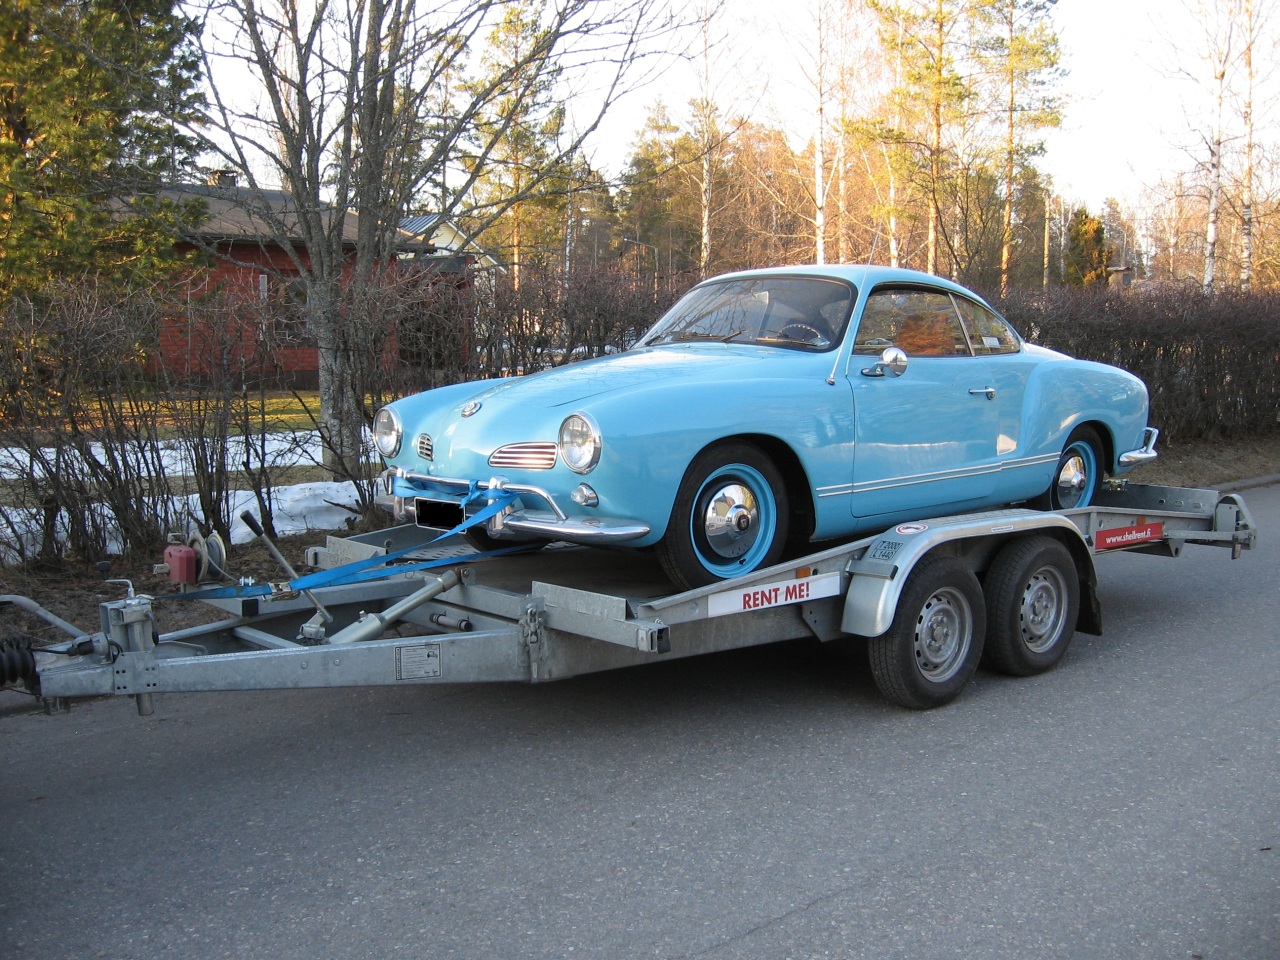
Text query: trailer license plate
415 496 465 529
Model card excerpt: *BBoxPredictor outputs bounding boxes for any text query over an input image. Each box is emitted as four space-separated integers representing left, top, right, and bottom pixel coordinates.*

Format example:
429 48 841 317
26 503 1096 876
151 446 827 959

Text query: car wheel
982 536 1079 676
867 555 986 709
1037 426 1103 510
657 443 789 591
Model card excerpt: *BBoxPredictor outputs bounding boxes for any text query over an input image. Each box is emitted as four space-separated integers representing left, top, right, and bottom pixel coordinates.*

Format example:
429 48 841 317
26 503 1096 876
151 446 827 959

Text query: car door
952 293 1033 463
844 287 1001 518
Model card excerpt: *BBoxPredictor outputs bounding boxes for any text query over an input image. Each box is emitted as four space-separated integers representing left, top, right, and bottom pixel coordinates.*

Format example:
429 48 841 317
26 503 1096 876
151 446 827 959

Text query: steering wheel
776 323 825 342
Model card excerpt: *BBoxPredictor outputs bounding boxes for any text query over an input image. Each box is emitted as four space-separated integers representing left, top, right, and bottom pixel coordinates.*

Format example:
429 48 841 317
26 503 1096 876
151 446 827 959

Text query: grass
1136 434 1280 489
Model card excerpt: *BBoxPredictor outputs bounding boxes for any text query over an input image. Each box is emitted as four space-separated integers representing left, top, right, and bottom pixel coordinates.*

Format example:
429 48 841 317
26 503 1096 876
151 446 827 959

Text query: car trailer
2 480 1257 712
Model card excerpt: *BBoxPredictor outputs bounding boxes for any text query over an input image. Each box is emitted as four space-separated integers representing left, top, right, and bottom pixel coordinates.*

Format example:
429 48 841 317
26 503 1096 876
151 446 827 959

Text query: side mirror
861 346 908 378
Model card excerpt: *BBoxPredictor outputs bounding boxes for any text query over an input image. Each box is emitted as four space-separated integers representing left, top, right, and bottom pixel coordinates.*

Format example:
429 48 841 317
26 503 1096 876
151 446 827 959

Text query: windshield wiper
666 331 734 343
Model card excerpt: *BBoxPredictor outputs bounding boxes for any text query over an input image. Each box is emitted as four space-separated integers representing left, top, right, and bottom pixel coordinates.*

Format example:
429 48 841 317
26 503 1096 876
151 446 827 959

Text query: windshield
638 277 854 352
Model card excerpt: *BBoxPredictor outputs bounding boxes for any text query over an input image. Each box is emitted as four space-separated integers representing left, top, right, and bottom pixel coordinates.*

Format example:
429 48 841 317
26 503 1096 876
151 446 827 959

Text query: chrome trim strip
816 453 1060 499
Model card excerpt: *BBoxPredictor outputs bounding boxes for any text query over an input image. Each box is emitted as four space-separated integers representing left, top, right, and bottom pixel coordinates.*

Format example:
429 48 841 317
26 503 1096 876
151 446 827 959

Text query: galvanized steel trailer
9 481 1257 712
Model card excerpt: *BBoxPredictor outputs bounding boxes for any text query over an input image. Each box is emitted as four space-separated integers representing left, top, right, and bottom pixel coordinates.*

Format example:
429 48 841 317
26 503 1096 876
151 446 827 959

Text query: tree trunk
1240 0 1255 292
1000 7 1015 298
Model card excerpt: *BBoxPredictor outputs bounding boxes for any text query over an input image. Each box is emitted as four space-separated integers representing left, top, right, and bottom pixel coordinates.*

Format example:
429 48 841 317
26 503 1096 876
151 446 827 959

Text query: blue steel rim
1057 439 1098 509
689 462 779 577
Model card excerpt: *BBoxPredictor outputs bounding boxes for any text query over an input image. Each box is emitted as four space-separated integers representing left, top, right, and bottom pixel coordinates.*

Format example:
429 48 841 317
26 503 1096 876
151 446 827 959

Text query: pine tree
0 0 203 298
1064 207 1111 287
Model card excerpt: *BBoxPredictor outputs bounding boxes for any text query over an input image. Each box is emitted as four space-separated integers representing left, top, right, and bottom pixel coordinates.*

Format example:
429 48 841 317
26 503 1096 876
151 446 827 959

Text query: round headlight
559 413 601 474
373 407 402 458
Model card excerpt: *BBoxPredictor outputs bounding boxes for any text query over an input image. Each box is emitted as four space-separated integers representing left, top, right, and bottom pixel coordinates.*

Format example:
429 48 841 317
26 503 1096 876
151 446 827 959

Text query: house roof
400 214 498 269
164 183 428 251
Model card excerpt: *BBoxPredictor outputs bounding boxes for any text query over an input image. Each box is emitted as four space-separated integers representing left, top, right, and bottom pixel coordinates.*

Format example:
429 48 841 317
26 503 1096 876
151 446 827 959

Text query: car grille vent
488 442 558 470
416 434 434 460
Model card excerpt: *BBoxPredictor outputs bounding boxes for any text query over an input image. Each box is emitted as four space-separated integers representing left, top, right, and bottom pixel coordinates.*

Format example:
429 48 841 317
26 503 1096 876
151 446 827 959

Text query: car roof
701 264 991 306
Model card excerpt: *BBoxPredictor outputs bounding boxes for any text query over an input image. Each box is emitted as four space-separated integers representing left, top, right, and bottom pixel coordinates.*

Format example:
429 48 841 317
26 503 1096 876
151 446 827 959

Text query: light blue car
373 265 1158 590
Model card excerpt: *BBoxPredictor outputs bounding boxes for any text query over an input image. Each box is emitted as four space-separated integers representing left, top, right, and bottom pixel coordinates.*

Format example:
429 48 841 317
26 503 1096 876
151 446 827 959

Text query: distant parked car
373 265 1158 589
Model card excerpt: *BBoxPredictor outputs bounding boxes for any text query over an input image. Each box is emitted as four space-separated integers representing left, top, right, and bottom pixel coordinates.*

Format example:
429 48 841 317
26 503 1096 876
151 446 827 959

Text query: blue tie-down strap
174 490 523 601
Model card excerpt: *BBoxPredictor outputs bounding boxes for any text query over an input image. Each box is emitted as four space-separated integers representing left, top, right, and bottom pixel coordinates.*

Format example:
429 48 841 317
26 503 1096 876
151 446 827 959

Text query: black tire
1033 426 1104 511
657 442 789 591
982 536 1079 676
868 555 986 709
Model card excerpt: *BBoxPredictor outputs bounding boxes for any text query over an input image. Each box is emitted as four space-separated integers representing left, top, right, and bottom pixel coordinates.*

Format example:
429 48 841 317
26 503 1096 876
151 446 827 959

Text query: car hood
460 346 772 410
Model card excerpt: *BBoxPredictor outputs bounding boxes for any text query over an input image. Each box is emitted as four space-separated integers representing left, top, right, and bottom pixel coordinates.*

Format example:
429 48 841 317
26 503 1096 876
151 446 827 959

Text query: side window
954 298 1020 356
854 289 970 357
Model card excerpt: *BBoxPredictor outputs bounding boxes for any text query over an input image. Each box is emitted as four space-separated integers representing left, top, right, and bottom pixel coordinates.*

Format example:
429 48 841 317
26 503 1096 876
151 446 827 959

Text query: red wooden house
157 177 473 388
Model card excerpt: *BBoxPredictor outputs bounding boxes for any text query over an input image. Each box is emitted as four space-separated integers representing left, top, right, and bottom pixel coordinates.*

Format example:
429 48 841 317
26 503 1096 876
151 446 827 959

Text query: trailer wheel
982 536 1079 676
657 443 789 590
868 555 985 709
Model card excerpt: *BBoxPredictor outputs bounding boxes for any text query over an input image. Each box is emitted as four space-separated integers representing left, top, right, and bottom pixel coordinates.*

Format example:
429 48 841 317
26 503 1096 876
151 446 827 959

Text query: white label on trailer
395 643 442 680
707 571 843 618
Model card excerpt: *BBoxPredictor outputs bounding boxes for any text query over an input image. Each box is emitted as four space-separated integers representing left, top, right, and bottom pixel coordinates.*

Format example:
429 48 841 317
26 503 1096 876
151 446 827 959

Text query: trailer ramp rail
13 481 1257 712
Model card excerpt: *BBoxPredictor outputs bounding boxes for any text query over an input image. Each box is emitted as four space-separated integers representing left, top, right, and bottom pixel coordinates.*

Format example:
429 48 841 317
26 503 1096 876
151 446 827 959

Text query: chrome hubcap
702 482 759 560
1056 453 1090 508
913 587 972 683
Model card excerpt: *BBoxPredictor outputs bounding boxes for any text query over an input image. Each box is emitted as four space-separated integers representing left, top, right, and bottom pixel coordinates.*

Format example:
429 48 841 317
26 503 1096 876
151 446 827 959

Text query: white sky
582 0 1223 213
1041 0 1207 209
201 0 1236 214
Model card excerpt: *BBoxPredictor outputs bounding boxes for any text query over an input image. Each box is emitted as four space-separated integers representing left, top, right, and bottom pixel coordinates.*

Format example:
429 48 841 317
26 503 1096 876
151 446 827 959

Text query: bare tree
1235 0 1276 291
192 0 685 477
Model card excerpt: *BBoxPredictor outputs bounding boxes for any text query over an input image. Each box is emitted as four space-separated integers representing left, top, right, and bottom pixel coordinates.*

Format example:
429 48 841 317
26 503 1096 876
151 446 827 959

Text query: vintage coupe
373 265 1158 590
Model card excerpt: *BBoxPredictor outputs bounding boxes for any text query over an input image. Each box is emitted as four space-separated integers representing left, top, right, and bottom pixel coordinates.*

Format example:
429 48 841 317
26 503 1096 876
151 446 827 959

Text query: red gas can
163 544 199 584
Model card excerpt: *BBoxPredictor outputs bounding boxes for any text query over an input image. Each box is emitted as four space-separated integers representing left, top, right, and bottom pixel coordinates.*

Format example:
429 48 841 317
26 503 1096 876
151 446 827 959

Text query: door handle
969 386 996 400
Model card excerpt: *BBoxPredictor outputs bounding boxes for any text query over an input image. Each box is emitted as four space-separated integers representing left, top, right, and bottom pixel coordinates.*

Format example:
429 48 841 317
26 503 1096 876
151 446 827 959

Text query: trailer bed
9 481 1258 711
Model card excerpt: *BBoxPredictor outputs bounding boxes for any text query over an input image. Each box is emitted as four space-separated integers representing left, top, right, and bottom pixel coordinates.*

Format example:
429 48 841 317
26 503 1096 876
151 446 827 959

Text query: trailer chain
519 602 548 681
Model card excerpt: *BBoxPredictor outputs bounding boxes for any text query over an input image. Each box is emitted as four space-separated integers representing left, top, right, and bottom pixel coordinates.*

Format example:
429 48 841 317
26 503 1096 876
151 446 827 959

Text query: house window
258 271 313 344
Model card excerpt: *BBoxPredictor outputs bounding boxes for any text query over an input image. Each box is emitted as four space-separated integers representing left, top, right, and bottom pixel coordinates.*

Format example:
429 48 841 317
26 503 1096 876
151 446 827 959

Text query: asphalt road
2 485 1277 960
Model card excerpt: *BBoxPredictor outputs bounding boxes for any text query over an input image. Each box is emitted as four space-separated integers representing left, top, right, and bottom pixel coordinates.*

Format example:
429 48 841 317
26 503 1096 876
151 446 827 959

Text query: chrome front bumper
378 468 651 544
1119 426 1160 467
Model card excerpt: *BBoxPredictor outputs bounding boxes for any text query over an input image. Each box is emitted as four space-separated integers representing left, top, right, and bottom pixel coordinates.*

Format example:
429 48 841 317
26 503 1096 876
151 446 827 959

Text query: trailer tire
982 536 1079 676
868 555 985 709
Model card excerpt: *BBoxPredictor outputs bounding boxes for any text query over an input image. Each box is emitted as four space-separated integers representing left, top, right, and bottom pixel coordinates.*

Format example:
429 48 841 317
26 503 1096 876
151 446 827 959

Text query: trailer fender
840 511 1092 639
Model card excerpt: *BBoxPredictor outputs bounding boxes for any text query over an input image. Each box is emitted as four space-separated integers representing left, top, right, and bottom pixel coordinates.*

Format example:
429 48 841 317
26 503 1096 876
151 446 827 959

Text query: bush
996 285 1280 442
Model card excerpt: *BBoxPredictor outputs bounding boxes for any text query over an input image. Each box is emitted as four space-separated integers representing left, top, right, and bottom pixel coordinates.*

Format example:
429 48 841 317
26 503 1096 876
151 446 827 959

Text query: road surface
2 485 1277 959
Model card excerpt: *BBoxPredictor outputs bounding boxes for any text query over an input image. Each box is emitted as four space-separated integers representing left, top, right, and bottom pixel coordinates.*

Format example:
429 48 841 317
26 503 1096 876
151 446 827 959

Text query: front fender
1022 359 1151 474
580 376 854 543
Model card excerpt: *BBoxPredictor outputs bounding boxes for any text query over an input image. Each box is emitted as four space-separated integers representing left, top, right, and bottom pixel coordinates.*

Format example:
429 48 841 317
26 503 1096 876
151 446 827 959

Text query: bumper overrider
1118 426 1160 466
377 467 651 544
